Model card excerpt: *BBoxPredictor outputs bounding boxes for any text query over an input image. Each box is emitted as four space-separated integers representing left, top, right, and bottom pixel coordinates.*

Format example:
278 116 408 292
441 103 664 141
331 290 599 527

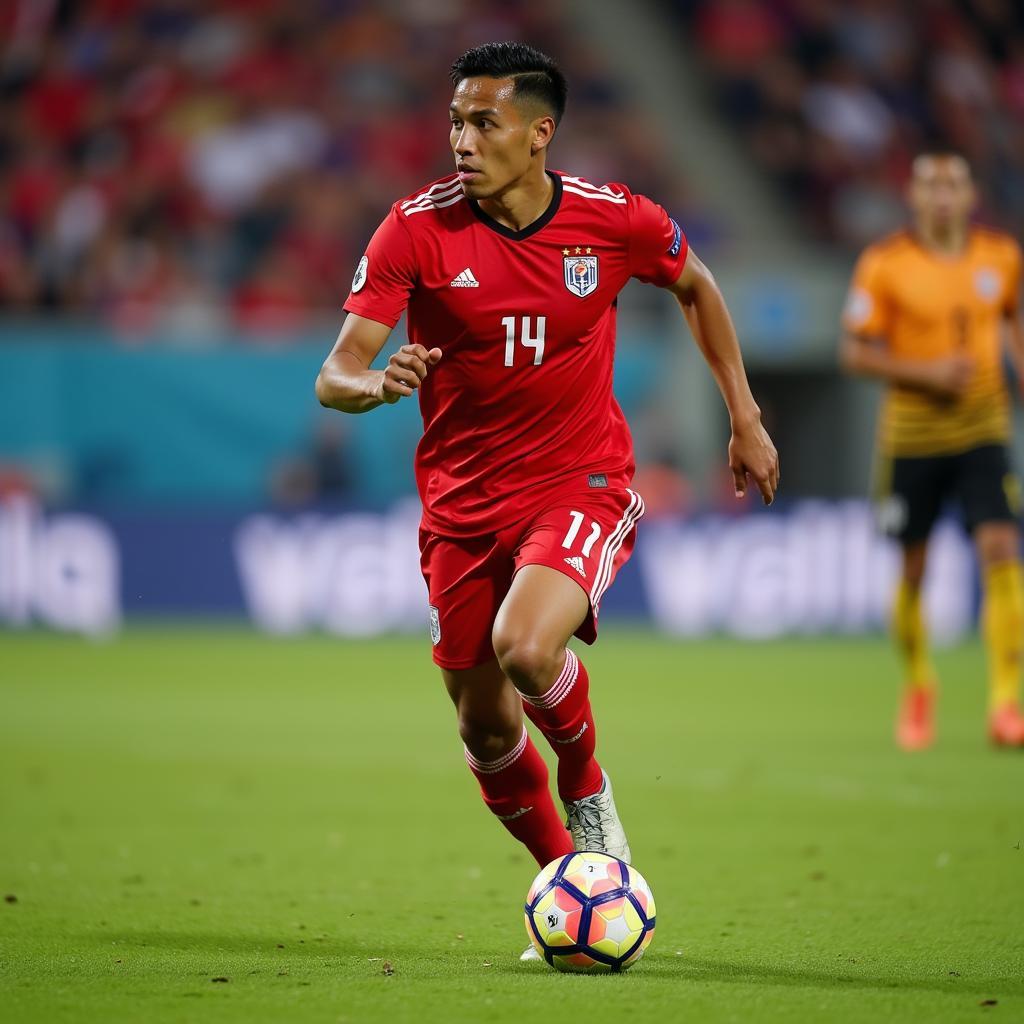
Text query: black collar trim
468 172 562 241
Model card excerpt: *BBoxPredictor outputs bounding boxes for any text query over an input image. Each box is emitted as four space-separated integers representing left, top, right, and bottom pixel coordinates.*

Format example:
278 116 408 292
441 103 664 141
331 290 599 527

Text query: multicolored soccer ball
523 852 656 973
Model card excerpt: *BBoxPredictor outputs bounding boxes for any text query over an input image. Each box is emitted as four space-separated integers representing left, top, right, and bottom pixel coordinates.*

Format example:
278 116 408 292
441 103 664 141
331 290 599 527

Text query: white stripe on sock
464 725 528 774
518 649 579 710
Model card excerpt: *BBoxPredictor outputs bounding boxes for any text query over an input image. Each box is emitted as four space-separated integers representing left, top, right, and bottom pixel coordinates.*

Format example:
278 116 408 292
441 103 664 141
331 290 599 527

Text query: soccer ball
523 851 656 973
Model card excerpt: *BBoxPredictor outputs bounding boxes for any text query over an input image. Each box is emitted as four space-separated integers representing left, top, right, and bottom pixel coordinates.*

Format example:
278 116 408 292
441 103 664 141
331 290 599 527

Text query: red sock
464 726 573 867
519 649 603 801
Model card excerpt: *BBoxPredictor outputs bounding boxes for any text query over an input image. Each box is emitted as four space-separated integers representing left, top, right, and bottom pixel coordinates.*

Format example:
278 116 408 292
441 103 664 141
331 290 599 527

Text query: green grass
1 628 1022 1023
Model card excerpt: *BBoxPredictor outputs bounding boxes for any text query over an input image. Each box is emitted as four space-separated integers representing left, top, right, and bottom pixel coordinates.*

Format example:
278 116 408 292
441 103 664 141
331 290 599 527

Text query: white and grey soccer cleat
520 943 542 962
562 770 631 864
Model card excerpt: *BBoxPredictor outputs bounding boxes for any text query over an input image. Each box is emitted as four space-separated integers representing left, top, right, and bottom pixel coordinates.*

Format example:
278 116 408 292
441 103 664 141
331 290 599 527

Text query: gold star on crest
586 247 592 254
575 247 582 254
562 248 570 256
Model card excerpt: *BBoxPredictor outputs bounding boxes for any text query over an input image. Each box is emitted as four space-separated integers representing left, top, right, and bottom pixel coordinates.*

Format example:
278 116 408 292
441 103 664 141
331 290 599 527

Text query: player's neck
915 221 968 256
476 167 554 233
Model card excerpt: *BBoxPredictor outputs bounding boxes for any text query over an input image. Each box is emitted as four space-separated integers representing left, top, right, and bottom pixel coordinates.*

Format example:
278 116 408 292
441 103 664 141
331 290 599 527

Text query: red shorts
419 481 646 670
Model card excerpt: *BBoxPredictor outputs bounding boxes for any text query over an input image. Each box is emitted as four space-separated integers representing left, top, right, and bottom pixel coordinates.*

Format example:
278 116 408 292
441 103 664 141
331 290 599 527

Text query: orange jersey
843 228 1022 456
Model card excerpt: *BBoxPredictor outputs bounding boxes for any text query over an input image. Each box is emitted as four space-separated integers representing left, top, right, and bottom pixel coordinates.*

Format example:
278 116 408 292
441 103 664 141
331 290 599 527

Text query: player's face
908 157 975 232
449 77 545 199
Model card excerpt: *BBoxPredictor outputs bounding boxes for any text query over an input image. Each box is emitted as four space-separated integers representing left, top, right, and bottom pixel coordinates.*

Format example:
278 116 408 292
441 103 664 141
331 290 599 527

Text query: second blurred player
841 153 1024 750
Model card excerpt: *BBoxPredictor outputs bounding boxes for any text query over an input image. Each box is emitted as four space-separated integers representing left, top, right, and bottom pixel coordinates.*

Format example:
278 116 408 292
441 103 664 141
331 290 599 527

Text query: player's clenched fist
377 344 443 403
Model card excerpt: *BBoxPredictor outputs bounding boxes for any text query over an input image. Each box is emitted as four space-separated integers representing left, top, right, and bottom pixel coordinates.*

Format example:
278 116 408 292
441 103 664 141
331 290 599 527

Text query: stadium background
5 0 1022 640
2 3 1023 1022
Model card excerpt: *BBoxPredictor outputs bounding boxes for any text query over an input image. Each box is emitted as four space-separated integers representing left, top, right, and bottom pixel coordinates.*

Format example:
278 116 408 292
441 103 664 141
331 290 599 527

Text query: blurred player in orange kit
841 153 1024 750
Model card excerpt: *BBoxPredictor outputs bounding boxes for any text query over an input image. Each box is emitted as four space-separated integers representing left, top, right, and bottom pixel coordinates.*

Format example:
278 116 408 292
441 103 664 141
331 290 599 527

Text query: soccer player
841 153 1024 750
316 42 778 919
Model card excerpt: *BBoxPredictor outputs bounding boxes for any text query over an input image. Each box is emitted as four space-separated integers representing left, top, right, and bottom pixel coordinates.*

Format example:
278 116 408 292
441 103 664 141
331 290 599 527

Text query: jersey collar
907 225 973 259
468 171 562 241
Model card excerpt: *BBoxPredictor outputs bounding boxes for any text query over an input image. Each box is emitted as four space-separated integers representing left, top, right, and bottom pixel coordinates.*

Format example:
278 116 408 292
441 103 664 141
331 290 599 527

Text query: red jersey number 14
502 316 547 367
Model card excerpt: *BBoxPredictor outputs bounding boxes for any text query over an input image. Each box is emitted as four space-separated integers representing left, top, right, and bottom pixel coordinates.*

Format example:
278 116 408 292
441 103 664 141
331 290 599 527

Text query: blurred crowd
4 0 1022 338
0 0 688 340
674 0 1024 247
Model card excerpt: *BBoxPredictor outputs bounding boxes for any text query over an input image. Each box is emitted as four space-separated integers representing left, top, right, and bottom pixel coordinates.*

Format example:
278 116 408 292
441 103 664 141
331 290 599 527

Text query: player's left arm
667 250 780 505
1004 310 1024 395
1001 242 1024 396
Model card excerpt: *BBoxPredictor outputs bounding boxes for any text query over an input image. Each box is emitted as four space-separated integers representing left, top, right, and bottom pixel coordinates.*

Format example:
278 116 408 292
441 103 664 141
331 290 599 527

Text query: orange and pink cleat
988 703 1024 748
896 686 936 751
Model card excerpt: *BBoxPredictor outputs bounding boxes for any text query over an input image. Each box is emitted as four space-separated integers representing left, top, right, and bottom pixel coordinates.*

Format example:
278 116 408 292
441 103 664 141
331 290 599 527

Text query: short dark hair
450 42 567 124
912 151 972 177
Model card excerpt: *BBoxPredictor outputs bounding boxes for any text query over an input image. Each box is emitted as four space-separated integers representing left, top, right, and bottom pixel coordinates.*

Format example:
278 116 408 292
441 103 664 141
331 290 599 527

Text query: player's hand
729 414 779 506
923 354 974 399
377 344 443 404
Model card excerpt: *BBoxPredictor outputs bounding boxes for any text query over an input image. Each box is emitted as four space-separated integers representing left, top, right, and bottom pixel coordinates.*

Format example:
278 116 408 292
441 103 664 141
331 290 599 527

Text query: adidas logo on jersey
564 556 586 578
449 267 479 288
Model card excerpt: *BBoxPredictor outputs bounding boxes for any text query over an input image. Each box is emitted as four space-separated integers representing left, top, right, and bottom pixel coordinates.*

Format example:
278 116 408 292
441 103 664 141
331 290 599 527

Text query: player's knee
902 565 925 591
491 630 559 690
456 704 520 761
901 544 927 589
976 525 1019 567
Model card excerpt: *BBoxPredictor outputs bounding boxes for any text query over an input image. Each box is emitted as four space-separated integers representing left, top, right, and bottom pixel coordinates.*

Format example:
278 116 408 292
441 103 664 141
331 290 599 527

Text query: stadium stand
668 0 1024 247
0 0 687 339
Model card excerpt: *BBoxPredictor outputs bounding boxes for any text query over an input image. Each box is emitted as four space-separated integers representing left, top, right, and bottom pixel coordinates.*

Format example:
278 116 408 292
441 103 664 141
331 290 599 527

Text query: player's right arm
840 332 973 398
839 247 973 399
315 204 440 413
315 314 442 413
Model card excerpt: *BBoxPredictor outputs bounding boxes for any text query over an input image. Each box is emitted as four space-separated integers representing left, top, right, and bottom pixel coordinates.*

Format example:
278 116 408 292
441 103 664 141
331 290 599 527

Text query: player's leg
492 486 645 860
878 454 943 749
959 445 1024 746
975 522 1024 733
443 659 573 865
420 527 573 866
492 563 631 862
895 539 933 686
492 564 602 799
894 538 929 674
893 539 937 750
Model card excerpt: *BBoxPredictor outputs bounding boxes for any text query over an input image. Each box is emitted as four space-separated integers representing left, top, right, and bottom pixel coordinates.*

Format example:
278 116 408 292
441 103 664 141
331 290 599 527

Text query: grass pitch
1 628 1022 1023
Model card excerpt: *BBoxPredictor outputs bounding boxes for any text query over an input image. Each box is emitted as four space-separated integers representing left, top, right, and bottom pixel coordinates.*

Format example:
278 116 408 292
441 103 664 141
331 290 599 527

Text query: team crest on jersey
429 605 441 646
974 267 1000 301
564 253 599 297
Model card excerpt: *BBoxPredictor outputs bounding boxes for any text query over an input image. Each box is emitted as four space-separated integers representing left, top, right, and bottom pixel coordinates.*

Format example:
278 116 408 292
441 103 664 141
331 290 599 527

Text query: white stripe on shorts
590 489 645 611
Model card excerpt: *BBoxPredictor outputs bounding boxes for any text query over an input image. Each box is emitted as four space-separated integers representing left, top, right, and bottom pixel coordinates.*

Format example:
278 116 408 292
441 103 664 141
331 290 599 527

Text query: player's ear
530 115 555 156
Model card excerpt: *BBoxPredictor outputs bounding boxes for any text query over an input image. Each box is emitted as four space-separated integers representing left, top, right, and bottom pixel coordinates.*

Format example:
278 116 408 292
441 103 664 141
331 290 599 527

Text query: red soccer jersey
343 170 688 536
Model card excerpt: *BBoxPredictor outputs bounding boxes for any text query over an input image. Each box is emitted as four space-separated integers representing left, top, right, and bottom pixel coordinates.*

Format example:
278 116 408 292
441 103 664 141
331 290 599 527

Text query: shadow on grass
634 955 1020 1000
89 932 1021 1002
94 929 531 971
96 929 425 957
